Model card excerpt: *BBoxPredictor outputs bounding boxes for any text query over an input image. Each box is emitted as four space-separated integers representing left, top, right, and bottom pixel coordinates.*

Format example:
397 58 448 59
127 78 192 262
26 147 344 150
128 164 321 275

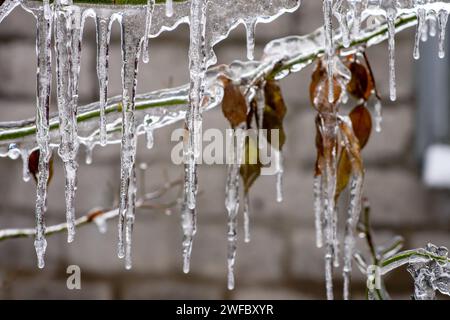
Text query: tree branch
0 178 183 241
0 12 418 155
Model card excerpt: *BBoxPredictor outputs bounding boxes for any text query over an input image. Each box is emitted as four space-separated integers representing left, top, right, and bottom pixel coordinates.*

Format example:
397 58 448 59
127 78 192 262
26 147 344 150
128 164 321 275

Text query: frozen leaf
240 137 261 194
349 104 372 149
28 149 53 186
220 77 248 128
347 60 373 101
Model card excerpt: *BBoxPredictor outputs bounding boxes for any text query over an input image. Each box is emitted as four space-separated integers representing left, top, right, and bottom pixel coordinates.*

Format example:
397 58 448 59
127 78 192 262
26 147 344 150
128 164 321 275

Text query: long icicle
225 124 245 290
339 120 364 301
386 5 397 101
413 7 426 60
185 0 207 211
54 3 83 243
323 0 334 103
34 5 52 269
181 169 197 273
117 11 145 264
96 11 113 146
243 192 250 243
313 175 324 248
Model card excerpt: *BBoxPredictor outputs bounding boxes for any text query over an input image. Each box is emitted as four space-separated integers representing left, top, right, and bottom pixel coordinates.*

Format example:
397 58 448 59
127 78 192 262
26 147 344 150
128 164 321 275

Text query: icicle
275 149 283 203
429 11 437 37
414 8 426 60
181 175 197 274
245 19 256 61
142 0 155 64
323 0 335 103
255 87 265 130
125 167 136 270
421 17 429 42
94 214 108 234
225 125 245 290
34 7 52 269
313 175 323 248
117 11 146 261
166 0 174 17
351 0 362 38
374 98 382 132
21 149 31 182
338 9 350 48
386 6 397 101
54 4 84 244
340 122 364 300
85 145 93 165
332 206 339 268
146 127 154 149
96 12 113 147
185 0 208 211
43 0 51 20
243 193 250 243
438 10 449 59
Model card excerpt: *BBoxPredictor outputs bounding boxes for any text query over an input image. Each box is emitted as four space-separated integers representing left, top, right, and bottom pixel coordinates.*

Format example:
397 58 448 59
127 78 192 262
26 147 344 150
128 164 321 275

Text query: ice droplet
245 19 256 60
142 0 155 64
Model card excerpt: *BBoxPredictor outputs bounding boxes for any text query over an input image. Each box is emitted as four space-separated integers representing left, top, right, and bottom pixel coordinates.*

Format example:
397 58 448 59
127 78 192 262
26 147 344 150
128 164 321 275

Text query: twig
0 178 183 241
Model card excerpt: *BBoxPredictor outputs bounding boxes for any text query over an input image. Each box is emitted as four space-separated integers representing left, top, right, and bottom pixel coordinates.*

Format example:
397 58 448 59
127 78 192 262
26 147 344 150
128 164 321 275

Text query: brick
66 212 181 274
363 169 427 227
189 223 284 284
121 278 224 299
290 227 366 284
0 41 96 102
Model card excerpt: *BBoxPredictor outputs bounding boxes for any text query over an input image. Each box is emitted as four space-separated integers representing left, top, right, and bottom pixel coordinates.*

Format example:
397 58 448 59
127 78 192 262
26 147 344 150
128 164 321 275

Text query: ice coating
225 125 245 290
32 3 52 269
117 9 146 265
54 2 84 243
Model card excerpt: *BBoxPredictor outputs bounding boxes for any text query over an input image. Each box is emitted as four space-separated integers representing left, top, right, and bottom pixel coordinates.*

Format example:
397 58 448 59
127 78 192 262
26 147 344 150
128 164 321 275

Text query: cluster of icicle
316 0 450 300
0 0 299 289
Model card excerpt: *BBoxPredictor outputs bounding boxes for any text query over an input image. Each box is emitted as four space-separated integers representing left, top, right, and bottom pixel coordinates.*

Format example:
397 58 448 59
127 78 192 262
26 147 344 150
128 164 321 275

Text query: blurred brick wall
0 1 448 300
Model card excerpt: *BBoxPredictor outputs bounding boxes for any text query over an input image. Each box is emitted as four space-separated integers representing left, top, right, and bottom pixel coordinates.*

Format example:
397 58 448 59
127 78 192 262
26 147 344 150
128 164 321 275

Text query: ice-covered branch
0 12 418 157
0 177 182 242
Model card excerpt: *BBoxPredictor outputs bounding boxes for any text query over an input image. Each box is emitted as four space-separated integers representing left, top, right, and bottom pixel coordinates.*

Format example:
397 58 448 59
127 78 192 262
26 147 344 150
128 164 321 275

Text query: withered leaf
347 61 373 101
349 104 372 149
240 137 261 194
314 115 324 176
28 149 54 186
220 77 248 128
262 80 287 151
309 61 342 113
335 108 368 198
264 80 287 121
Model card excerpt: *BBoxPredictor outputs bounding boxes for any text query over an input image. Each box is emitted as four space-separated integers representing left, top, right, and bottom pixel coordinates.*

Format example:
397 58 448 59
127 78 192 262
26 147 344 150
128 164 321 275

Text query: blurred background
0 0 449 299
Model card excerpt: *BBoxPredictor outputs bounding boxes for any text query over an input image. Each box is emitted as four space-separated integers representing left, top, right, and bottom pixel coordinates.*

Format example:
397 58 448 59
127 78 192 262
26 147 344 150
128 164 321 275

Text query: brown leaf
220 76 248 128
264 80 287 120
262 107 286 151
309 61 342 113
240 137 261 194
347 60 373 101
349 104 372 149
28 149 53 186
314 115 324 176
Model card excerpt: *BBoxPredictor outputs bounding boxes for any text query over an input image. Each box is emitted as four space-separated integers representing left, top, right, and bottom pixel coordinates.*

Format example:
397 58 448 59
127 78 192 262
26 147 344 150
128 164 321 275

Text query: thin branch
0 178 183 241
